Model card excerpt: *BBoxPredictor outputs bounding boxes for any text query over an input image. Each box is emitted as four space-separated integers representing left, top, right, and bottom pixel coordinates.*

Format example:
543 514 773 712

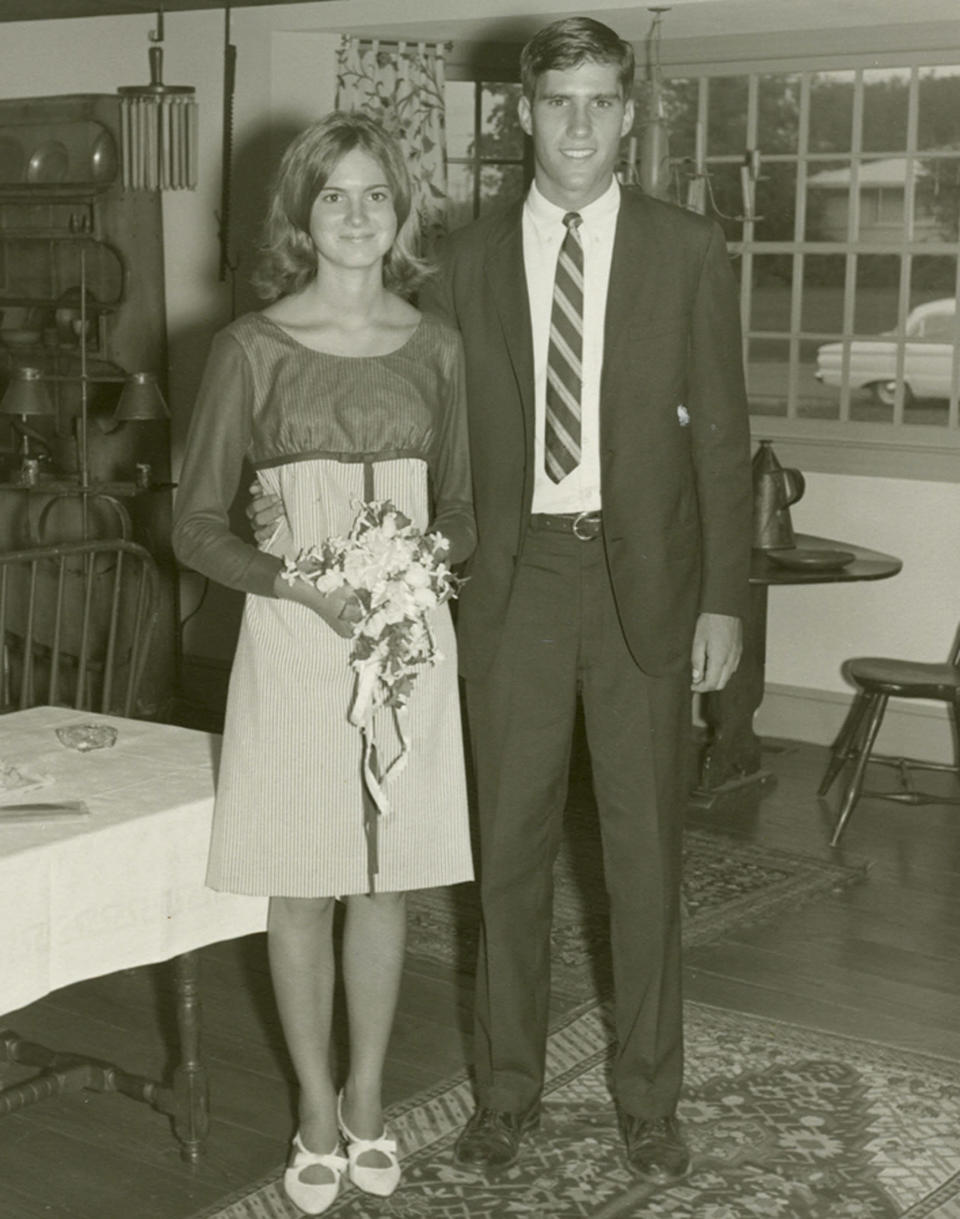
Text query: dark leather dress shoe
453 1104 540 1170
619 1113 690 1182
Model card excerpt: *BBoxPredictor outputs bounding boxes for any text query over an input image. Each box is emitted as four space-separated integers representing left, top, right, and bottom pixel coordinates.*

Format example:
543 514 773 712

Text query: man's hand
247 479 285 546
690 612 742 692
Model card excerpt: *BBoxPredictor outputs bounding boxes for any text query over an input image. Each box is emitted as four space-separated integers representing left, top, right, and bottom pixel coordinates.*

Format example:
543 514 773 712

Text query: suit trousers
464 521 689 1118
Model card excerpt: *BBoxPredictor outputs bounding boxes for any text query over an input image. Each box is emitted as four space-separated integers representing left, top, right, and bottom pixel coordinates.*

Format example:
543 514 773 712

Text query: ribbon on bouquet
353 657 411 893
360 729 383 894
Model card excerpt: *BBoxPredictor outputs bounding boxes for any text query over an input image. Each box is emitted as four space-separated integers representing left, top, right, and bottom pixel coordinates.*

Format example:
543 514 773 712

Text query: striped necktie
545 211 584 483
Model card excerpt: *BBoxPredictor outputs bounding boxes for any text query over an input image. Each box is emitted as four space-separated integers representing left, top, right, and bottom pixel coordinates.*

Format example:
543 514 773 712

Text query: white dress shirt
523 177 620 514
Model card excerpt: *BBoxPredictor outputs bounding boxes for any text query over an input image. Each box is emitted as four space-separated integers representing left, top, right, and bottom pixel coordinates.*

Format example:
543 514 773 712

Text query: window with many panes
656 58 960 470
443 55 960 476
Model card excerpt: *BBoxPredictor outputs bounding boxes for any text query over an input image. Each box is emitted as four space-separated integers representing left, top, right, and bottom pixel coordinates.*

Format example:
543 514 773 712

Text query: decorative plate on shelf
26 139 69 183
88 128 118 183
767 548 856 572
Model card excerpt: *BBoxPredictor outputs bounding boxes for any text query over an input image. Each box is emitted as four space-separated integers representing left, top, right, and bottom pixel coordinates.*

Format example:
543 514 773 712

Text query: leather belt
529 510 602 541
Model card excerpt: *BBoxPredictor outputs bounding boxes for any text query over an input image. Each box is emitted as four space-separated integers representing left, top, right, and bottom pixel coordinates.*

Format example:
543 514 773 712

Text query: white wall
757 471 959 761
771 472 957 688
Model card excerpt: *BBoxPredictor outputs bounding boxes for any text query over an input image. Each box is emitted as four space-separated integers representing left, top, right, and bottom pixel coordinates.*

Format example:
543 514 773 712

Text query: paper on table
0 801 90 824
0 760 53 799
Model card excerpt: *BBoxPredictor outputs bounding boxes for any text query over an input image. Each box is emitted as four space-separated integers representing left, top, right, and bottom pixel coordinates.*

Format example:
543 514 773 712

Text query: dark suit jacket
419 187 753 682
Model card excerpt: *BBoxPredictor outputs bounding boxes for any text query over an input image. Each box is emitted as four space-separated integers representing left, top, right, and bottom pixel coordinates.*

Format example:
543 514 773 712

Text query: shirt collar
525 176 621 235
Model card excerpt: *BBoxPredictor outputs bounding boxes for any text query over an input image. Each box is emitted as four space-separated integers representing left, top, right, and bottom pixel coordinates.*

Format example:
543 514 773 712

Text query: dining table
0 706 268 1161
693 532 903 809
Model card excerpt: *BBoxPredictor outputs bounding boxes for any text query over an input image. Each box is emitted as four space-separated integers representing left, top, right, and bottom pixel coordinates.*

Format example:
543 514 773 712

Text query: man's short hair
520 16 635 101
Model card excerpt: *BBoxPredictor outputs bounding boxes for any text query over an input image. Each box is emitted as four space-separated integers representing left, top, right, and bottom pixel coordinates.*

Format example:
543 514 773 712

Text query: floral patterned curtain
335 37 449 254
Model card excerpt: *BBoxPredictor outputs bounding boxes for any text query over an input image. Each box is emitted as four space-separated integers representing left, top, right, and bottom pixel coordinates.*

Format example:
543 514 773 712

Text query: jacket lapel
603 188 660 378
483 204 535 436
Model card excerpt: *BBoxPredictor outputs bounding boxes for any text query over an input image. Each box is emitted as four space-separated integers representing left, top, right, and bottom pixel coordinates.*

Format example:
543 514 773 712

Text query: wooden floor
2 719 959 1219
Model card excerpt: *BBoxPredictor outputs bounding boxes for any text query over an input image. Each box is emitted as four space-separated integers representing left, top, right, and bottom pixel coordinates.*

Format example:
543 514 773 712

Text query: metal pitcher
751 440 805 550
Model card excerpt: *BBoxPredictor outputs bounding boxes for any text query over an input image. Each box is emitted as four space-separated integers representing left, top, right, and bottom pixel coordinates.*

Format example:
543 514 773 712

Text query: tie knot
563 211 582 232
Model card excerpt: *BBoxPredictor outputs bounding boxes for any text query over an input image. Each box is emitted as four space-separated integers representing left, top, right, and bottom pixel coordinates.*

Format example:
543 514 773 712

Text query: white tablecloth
0 707 268 1016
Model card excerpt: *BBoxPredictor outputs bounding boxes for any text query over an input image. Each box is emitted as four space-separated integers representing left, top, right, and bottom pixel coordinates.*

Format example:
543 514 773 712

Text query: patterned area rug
406 819 865 999
191 999 960 1219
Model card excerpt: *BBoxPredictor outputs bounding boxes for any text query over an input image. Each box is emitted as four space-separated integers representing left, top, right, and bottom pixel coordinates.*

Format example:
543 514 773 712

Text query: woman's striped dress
172 311 475 898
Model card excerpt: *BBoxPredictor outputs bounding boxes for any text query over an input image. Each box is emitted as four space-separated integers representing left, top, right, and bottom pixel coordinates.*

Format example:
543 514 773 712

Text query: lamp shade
114 371 169 422
0 367 55 417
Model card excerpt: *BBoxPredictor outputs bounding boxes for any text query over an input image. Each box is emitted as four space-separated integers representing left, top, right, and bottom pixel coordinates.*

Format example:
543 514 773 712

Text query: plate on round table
767 548 856 572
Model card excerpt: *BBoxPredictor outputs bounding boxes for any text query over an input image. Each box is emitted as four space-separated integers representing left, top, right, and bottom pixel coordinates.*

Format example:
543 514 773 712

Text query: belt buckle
572 510 599 541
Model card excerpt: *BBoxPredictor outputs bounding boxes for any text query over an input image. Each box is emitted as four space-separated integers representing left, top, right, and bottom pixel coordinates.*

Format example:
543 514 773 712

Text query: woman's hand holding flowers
274 571 363 638
281 499 463 718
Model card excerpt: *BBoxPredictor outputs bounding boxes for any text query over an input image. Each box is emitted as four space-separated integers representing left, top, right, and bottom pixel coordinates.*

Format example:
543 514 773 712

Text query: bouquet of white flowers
281 500 463 849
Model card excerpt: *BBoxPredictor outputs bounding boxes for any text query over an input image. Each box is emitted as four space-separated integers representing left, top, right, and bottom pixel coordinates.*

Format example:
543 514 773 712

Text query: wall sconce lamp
1 365 168 537
0 251 168 539
1 366 168 461
113 371 170 424
0 366 54 419
0 367 55 474
4 247 166 459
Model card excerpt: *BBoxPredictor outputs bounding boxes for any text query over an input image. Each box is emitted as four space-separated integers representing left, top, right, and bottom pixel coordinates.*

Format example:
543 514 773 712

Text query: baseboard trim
177 657 954 766
757 683 955 765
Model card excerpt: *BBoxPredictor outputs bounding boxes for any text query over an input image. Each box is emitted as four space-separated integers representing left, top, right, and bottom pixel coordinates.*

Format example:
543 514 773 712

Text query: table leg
168 949 209 1164
138 949 209 1163
0 950 208 1163
693 583 775 809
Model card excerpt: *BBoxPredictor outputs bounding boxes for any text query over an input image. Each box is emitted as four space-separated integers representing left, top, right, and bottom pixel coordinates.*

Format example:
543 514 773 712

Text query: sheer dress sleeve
427 327 476 566
172 329 283 598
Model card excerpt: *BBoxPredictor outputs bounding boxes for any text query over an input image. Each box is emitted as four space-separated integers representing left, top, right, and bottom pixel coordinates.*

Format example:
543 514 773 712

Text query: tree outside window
444 80 527 230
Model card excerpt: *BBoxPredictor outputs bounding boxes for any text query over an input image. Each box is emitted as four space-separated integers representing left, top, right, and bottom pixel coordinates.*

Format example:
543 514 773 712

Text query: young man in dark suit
417 17 752 1181
249 15 752 1182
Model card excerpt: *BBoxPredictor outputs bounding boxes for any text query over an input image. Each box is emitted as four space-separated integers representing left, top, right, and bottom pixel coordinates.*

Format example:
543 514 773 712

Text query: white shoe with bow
337 1091 401 1197
282 1131 348 1215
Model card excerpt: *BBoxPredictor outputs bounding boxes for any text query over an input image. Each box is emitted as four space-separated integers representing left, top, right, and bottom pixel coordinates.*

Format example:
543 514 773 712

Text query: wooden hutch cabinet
0 93 179 716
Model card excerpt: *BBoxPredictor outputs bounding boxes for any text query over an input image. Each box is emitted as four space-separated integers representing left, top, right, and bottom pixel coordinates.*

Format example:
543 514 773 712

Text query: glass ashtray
55 723 119 752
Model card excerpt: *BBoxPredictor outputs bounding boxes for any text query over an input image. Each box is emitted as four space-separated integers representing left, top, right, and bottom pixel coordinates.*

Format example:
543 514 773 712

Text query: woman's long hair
251 111 432 301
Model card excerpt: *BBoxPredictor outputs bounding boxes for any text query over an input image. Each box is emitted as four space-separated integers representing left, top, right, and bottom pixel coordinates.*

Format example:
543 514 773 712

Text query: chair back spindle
0 539 160 718
949 623 960 671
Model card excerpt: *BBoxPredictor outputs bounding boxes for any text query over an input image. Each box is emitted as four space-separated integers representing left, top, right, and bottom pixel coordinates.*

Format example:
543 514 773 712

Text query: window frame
654 47 960 482
443 65 531 227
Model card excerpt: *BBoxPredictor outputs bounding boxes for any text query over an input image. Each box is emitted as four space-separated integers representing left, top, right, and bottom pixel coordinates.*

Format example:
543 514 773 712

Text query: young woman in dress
172 112 475 1215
